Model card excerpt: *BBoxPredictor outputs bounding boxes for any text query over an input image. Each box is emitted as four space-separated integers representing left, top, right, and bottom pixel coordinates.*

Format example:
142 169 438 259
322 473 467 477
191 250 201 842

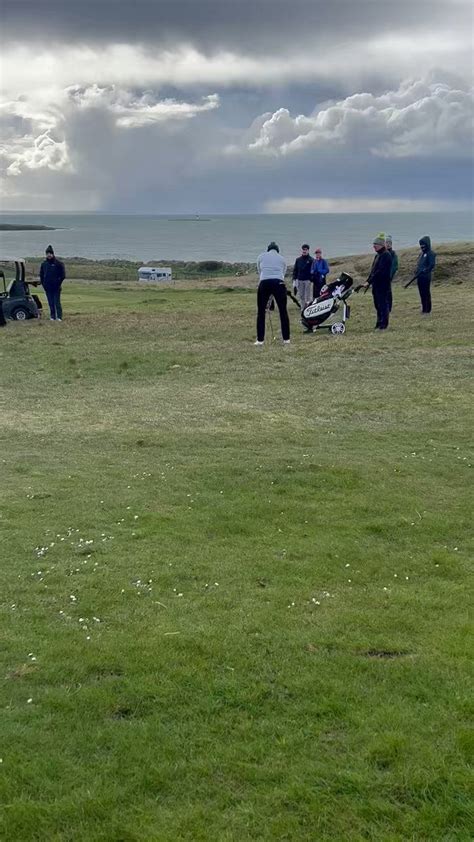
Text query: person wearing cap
364 233 392 329
311 248 330 299
385 234 398 312
39 246 66 321
292 244 313 309
255 242 290 345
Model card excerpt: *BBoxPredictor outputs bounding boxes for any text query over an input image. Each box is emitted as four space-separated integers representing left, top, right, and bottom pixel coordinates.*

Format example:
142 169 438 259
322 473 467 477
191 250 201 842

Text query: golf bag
300 272 354 335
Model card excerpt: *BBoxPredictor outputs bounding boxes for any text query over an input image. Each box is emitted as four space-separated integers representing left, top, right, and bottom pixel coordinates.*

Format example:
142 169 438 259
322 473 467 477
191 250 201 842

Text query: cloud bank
0 0 472 212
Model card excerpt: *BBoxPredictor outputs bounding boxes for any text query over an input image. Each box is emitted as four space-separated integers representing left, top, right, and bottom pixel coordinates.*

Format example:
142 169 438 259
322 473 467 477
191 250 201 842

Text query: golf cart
0 259 42 321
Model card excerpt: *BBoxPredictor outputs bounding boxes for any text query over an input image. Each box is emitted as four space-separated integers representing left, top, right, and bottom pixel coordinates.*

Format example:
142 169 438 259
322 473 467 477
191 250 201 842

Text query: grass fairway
0 275 472 841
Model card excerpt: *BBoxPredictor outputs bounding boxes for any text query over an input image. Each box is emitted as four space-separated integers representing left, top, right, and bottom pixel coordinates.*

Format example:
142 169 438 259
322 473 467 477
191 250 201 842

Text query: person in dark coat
385 234 398 312
364 234 392 329
39 246 66 321
414 236 436 314
292 244 313 309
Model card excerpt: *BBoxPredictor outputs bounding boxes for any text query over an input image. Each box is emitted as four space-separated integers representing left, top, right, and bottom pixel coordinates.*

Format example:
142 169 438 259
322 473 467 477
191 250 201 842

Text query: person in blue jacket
39 245 66 321
311 248 330 299
414 236 436 314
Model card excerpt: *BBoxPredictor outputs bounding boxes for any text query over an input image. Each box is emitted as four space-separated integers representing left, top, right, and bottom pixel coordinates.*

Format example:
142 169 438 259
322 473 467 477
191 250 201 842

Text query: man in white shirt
255 242 290 345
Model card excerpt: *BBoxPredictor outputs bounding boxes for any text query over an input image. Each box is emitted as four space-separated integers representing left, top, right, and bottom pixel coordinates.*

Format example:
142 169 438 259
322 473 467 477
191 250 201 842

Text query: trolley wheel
331 322 346 335
12 306 29 321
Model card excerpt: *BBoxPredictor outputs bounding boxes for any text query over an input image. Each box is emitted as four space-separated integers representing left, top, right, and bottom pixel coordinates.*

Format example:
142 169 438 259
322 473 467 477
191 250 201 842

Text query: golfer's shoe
282 339 290 345
254 340 264 345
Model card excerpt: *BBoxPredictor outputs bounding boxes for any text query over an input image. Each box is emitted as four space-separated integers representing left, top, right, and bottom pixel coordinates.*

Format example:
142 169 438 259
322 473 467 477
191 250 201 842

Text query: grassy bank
1 239 472 285
0 258 473 840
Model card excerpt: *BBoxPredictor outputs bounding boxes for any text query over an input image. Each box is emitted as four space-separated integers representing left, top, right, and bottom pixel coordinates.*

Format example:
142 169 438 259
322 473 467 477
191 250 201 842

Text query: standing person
292 244 313 309
255 242 290 345
385 234 398 312
414 236 436 314
40 245 66 321
311 248 330 299
364 234 392 330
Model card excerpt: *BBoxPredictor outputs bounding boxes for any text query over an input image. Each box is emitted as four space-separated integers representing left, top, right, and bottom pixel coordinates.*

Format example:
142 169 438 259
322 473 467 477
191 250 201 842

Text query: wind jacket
292 254 313 282
311 257 330 281
387 249 399 280
40 258 66 287
257 250 287 281
366 247 392 288
416 236 436 280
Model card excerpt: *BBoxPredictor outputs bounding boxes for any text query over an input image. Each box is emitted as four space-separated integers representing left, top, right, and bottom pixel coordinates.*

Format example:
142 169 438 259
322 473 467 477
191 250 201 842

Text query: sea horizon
0 210 472 262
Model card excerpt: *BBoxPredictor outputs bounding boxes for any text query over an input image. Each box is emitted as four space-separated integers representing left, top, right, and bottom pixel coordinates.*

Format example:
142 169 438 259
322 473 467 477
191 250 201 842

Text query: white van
138 267 172 282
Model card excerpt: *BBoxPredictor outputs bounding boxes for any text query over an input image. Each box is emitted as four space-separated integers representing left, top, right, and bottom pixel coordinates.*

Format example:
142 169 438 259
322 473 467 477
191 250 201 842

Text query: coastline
2 240 471 286
0 224 56 231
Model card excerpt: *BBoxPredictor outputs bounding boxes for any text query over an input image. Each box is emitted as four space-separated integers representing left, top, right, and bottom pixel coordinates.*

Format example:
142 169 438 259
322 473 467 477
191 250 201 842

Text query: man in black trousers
364 234 392 330
255 242 290 345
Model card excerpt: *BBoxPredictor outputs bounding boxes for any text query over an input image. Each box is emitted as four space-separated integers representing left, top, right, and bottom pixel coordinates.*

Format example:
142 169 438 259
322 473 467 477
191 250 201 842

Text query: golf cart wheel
331 322 345 335
12 307 29 321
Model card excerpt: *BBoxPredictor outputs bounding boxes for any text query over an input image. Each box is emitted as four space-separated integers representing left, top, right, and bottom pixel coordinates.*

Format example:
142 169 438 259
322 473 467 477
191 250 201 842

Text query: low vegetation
0 248 472 840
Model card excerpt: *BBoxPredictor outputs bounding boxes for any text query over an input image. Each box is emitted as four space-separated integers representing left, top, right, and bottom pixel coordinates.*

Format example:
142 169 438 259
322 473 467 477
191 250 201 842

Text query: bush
197 261 224 272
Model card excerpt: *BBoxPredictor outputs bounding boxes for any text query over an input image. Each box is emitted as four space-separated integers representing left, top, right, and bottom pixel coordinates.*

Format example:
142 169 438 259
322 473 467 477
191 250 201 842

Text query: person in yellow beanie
363 234 392 329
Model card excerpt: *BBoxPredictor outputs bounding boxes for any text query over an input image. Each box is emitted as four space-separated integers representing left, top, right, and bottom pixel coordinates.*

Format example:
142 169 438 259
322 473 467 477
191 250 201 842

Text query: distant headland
0 223 56 231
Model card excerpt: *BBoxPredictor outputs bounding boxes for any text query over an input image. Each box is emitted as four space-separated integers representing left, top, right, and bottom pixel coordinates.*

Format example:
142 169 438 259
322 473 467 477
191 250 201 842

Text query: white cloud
264 197 473 213
66 85 219 128
237 78 474 160
1 34 472 100
0 84 220 198
2 130 70 177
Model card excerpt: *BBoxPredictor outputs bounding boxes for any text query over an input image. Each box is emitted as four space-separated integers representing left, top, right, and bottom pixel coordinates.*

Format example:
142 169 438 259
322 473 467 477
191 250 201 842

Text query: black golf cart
0 259 42 321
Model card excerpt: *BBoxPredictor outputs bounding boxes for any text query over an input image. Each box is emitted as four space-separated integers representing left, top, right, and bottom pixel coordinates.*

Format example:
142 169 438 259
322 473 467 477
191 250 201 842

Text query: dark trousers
417 276 432 313
257 279 290 341
387 283 393 313
43 283 63 319
312 275 325 299
372 283 390 329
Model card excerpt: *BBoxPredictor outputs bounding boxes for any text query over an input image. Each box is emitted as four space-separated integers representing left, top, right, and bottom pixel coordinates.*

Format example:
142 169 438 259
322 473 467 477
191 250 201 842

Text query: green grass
0 277 473 841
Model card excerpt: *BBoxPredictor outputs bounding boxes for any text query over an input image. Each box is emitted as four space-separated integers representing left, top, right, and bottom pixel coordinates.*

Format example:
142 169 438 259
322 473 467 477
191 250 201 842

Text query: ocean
0 211 472 263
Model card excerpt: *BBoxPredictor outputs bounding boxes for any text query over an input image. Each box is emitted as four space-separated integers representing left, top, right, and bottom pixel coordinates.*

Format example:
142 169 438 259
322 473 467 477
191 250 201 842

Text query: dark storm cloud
1 0 472 212
2 0 470 49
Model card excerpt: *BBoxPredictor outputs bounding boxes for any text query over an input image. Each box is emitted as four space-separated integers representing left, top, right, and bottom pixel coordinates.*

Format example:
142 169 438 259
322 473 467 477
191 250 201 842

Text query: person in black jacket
364 234 392 329
39 245 66 321
414 235 436 314
292 244 313 309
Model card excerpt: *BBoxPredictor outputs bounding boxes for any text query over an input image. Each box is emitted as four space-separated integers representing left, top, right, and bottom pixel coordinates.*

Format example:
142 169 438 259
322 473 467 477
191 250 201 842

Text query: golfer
255 242 290 345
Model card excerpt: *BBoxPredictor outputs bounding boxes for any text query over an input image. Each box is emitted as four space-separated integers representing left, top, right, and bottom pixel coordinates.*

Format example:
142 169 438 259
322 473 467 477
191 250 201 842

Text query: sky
0 0 473 213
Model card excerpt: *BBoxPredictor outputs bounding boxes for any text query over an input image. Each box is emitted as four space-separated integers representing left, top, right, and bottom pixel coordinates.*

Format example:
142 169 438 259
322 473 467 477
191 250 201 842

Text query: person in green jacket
385 234 398 312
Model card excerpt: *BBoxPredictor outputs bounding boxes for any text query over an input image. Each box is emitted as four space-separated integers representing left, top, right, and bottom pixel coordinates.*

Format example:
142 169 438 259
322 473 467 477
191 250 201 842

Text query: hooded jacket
416 236 436 280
